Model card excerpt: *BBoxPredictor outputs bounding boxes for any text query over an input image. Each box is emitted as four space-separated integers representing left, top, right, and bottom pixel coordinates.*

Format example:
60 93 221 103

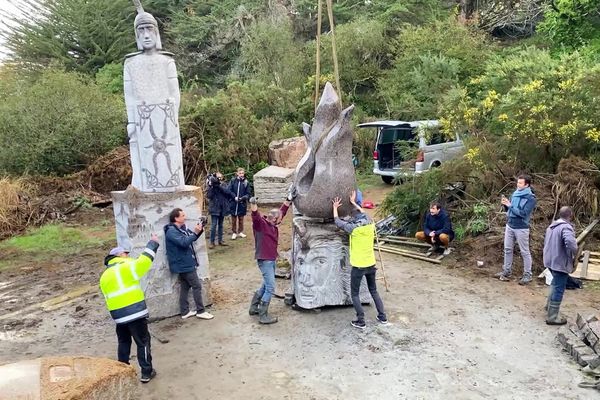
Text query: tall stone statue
110 1 211 320
124 1 184 192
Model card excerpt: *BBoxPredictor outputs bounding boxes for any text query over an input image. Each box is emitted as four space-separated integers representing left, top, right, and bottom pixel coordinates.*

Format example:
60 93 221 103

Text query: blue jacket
506 187 536 229
207 182 235 216
543 219 578 274
423 209 454 240
163 223 201 274
228 177 252 216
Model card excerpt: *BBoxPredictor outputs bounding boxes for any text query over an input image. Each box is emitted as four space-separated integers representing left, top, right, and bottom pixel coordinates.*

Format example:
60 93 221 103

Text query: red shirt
251 204 289 260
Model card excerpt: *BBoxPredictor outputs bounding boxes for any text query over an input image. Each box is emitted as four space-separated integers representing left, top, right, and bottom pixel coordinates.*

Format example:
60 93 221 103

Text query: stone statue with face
292 217 370 309
124 1 185 192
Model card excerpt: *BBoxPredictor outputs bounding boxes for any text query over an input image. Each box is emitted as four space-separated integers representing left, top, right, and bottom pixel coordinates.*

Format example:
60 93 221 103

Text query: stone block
586 330 599 348
253 166 295 204
576 313 587 330
112 186 211 320
594 340 600 355
268 136 307 169
0 357 139 400
570 323 586 341
291 216 370 309
589 321 600 338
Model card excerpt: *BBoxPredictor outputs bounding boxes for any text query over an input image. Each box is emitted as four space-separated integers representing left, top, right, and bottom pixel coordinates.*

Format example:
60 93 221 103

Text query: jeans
116 318 153 375
257 260 276 303
549 269 569 303
350 266 386 322
178 271 204 314
231 215 245 234
210 214 224 244
502 225 532 278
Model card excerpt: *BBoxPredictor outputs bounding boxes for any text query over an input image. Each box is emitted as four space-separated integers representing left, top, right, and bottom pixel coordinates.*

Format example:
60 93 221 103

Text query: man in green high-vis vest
332 191 388 330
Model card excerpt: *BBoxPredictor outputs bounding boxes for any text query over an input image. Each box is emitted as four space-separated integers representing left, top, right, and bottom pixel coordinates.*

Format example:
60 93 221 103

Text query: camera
207 173 220 186
199 216 208 226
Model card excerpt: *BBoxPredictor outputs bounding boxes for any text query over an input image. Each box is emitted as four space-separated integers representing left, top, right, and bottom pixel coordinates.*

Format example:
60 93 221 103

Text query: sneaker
376 315 389 325
181 310 196 319
238 232 247 238
351 320 366 330
494 271 511 281
196 311 214 320
518 276 532 286
231 233 237 240
140 369 157 383
443 248 452 256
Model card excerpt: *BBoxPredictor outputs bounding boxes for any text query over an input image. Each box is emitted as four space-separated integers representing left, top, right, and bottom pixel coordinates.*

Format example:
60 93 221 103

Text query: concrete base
291 216 370 309
111 186 211 320
0 357 139 400
253 165 294 204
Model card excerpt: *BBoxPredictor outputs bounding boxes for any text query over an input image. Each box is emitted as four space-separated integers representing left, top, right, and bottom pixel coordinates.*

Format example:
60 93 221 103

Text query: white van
357 120 465 184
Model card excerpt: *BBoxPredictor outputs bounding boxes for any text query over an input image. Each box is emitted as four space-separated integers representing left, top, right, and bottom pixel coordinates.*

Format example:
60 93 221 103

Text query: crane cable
314 0 342 112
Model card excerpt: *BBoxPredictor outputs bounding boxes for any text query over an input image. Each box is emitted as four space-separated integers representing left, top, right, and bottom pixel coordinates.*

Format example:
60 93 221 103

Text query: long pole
374 228 390 292
314 0 323 112
325 0 342 105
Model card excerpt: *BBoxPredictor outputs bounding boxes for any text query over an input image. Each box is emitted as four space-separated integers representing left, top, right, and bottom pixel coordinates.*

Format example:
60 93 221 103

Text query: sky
0 0 25 62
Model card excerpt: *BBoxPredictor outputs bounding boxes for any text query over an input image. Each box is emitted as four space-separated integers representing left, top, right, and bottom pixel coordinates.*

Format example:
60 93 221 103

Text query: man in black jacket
415 201 455 256
206 172 235 248
164 208 214 320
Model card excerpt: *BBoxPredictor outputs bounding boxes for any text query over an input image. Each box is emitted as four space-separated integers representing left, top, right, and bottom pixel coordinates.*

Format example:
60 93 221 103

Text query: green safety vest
99 253 154 324
349 223 376 268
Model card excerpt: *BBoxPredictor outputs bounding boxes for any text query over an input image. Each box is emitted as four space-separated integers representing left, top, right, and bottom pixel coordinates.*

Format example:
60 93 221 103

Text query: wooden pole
314 0 323 112
374 229 390 292
576 218 599 244
325 0 342 105
375 245 442 264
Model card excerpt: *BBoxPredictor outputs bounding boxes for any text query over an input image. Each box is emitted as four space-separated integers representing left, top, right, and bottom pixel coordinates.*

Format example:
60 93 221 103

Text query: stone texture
291 216 370 309
589 321 600 338
293 82 356 219
124 5 184 192
111 186 211 319
0 357 139 400
268 136 307 169
253 165 295 205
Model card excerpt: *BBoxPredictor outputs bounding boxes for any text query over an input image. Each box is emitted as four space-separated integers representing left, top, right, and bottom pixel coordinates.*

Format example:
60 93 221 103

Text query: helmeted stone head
133 0 162 51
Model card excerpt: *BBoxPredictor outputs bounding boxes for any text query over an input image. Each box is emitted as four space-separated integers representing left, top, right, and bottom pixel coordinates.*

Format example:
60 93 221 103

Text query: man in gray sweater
543 206 578 325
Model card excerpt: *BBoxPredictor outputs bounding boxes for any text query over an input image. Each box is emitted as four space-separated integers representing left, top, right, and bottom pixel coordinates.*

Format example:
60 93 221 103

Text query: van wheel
381 176 394 184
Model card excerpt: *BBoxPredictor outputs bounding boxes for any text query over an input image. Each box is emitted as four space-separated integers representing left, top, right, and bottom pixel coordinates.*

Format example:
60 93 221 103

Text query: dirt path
0 184 598 399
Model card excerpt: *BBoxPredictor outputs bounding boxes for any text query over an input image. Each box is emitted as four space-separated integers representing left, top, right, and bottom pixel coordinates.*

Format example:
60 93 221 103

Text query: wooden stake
374 229 390 292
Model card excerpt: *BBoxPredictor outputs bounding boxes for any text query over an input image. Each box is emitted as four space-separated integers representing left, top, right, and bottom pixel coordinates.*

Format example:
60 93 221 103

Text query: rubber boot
249 292 261 316
258 300 278 324
546 300 567 325
543 285 554 312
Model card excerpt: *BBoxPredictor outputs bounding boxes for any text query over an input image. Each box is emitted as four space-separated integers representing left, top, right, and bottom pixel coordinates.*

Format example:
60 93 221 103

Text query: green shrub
0 69 124 175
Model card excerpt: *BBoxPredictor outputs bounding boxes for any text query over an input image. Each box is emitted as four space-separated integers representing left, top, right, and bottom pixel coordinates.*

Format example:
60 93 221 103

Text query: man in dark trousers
332 191 387 330
543 206 578 325
100 235 160 383
415 201 455 256
248 191 294 324
228 167 252 240
206 172 235 248
164 208 214 320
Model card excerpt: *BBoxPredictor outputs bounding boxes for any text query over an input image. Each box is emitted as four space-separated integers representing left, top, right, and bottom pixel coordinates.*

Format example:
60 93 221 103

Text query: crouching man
100 235 160 383
543 206 578 325
415 201 454 256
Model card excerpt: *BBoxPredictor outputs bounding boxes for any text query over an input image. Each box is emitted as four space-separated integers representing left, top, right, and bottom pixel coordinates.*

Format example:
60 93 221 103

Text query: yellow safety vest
99 253 153 324
349 223 376 268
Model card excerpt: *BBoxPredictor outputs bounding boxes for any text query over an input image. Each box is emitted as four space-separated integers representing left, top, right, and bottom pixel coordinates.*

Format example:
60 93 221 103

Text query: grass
356 172 384 190
0 223 114 270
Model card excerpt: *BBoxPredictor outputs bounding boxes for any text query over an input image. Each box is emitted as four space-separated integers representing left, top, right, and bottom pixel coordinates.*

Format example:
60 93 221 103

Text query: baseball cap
109 247 130 256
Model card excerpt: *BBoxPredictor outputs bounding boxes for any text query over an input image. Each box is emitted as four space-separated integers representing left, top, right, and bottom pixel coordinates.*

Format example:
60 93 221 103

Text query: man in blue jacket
415 201 454 256
164 208 214 320
228 167 252 240
496 174 537 285
206 172 235 248
543 206 577 325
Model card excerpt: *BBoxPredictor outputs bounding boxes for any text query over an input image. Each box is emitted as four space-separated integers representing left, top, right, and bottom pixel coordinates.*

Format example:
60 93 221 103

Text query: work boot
546 300 567 325
258 300 278 324
249 291 261 316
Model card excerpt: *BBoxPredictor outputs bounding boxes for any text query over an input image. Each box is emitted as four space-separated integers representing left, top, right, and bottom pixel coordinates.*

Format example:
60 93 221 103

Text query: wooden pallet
572 250 600 281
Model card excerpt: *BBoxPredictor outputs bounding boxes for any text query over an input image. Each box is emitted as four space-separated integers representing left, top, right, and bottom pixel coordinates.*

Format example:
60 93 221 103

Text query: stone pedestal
0 357 139 400
111 186 211 320
291 216 370 309
253 165 295 204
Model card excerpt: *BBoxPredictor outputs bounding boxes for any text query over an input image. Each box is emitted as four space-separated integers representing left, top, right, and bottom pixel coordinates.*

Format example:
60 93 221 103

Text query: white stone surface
111 186 211 319
253 166 295 204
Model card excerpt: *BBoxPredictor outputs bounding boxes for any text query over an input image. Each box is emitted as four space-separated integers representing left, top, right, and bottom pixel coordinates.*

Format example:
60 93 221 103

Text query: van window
424 127 446 145
378 128 415 144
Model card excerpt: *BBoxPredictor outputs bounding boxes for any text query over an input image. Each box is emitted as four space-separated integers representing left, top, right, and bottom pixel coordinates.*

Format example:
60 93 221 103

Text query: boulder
253 166 295 205
268 136 307 169
0 356 140 400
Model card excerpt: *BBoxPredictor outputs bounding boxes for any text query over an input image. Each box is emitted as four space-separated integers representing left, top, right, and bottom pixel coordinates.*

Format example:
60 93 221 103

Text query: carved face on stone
136 23 158 51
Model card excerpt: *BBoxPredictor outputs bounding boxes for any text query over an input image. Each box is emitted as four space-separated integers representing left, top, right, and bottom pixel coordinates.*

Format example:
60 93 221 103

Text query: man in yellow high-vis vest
100 234 160 383
333 191 387 330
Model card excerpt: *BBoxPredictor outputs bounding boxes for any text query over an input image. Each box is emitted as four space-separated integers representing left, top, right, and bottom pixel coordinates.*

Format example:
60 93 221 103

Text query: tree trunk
459 0 477 22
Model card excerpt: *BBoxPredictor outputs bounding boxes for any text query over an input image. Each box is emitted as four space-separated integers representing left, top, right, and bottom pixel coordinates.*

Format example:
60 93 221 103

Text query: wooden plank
375 245 441 264
571 261 600 281
577 219 600 244
379 237 431 248
384 235 421 242
581 250 591 279
589 251 600 257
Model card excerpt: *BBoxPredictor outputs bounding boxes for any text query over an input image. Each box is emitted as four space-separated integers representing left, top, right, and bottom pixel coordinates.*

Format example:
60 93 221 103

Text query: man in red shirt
248 192 294 324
